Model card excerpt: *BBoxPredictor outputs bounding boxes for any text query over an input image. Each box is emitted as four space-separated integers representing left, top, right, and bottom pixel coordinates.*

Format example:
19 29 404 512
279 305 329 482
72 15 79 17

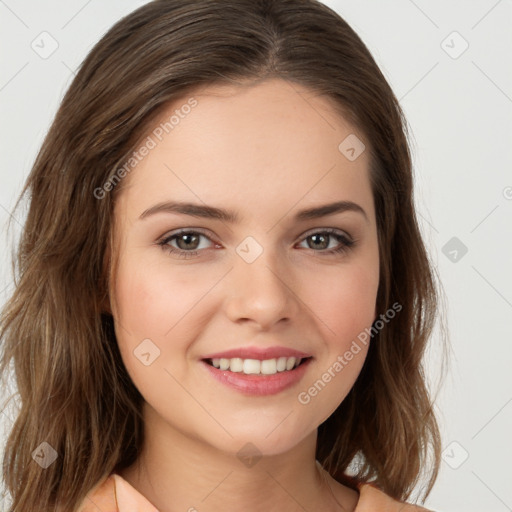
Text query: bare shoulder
356 483 435 511
76 474 117 512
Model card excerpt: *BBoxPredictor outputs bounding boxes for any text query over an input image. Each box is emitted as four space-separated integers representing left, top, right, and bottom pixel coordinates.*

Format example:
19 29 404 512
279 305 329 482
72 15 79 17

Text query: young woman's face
110 78 379 457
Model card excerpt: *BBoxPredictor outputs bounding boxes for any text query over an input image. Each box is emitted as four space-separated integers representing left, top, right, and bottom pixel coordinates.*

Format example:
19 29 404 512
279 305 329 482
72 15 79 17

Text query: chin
205 424 315 462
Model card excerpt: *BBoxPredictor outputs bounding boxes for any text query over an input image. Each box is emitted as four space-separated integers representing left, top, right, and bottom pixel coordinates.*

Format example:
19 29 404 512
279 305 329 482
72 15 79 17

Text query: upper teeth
210 357 302 375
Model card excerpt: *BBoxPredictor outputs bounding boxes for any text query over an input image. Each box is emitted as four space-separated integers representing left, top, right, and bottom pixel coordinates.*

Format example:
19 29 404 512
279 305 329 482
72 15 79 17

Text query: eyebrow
139 200 368 223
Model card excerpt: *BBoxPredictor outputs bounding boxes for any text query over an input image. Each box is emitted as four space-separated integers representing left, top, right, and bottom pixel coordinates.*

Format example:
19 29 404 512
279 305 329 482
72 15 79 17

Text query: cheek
113 256 210 339
295 265 377 423
111 255 226 391
306 262 379 348
111 257 202 401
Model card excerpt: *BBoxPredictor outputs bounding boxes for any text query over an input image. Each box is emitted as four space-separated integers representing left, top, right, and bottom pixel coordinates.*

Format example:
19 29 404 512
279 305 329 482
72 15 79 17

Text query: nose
223 247 300 330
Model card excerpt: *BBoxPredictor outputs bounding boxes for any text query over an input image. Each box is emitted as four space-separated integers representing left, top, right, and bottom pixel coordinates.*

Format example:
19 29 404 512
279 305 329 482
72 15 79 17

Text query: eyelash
156 228 355 259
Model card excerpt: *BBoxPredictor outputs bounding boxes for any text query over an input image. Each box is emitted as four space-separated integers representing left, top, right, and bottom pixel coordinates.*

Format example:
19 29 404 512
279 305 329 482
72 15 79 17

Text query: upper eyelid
298 226 352 240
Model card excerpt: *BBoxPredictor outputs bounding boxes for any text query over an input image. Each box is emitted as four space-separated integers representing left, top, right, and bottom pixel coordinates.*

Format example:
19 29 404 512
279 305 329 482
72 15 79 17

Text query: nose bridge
224 236 298 328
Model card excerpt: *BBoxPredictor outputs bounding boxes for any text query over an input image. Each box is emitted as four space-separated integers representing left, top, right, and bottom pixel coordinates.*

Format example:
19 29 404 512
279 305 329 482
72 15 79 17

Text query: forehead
116 78 373 223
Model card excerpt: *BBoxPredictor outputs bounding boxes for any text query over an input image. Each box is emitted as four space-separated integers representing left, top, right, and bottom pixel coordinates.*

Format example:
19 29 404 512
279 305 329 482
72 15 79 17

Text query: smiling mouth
203 356 312 375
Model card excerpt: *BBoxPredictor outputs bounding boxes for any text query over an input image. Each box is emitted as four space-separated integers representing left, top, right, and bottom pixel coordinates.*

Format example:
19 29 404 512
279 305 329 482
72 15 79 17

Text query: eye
157 229 216 258
296 228 355 255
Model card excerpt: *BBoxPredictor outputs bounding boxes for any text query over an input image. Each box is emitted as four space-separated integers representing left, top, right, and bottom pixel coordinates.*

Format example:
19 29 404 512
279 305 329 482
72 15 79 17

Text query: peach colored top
78 473 433 511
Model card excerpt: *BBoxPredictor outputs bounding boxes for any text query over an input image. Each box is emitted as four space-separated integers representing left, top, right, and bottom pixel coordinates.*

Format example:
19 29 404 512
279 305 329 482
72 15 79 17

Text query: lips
201 346 312 361
199 346 313 395
201 357 312 395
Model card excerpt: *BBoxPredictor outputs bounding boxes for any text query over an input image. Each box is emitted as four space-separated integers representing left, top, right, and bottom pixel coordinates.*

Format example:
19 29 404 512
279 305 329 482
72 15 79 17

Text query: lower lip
201 358 312 396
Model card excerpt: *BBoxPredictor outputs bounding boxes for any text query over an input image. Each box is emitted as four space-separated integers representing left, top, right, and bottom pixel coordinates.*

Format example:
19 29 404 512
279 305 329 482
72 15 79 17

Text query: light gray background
1 1 511 511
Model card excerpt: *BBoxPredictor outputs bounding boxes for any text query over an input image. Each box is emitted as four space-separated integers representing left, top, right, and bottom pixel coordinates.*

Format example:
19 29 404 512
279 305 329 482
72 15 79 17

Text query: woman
0 1 443 510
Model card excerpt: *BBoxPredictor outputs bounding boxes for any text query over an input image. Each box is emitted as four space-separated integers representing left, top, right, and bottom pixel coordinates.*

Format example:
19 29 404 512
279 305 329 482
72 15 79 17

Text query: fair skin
110 78 380 512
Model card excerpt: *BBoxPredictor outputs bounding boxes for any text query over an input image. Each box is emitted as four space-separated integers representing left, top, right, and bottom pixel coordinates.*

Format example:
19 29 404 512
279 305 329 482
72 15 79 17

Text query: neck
119 405 359 512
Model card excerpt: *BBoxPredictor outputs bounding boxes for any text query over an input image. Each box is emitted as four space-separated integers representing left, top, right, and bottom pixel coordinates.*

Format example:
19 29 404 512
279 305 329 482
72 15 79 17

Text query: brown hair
0 1 444 510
